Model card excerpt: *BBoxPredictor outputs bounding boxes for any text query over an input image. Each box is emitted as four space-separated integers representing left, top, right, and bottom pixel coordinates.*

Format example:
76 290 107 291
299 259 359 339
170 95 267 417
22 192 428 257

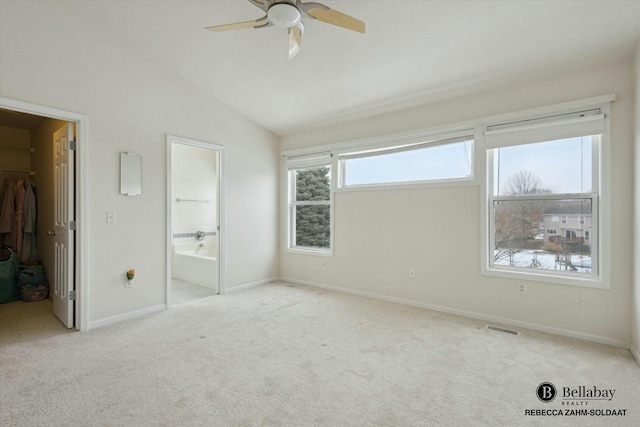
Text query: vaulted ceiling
72 1 640 136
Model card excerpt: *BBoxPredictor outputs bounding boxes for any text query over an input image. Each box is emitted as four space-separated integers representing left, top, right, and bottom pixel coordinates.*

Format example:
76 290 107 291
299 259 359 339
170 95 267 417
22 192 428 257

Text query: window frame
336 129 475 191
481 99 611 289
285 155 334 256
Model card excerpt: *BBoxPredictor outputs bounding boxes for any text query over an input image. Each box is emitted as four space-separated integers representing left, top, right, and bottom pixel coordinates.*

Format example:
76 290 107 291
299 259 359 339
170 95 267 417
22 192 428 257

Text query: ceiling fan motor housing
268 3 301 28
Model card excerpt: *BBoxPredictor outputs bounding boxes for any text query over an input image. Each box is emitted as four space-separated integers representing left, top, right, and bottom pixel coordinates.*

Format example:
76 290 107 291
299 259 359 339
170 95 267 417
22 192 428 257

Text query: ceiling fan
206 0 365 60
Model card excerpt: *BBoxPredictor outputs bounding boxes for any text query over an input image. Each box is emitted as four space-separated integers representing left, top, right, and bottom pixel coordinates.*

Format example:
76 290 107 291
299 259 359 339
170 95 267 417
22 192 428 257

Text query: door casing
1 97 89 331
166 134 226 307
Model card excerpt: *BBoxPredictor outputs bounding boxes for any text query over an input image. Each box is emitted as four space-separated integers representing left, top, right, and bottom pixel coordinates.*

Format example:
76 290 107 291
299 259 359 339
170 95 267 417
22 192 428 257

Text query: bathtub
172 240 218 290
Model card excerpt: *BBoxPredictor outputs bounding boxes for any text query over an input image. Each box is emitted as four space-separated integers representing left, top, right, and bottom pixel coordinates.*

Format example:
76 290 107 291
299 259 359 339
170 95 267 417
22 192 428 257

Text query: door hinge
70 221 77 231
69 290 76 301
70 140 77 151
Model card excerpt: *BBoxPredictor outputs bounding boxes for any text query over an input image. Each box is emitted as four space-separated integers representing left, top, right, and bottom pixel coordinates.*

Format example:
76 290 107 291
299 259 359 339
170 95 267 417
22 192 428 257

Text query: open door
51 123 75 328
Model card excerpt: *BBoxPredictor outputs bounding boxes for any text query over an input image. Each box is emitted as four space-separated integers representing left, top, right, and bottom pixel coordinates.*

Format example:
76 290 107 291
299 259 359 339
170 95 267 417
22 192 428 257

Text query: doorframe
0 97 89 331
166 134 226 307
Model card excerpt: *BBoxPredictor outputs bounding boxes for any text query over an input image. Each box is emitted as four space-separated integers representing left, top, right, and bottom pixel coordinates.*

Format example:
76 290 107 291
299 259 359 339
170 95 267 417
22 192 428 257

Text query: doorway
0 97 87 330
166 135 224 307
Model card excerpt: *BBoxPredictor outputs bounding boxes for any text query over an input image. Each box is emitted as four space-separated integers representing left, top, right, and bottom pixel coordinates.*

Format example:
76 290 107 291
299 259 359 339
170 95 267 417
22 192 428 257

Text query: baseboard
630 343 640 367
281 276 629 349
88 304 166 330
224 277 278 294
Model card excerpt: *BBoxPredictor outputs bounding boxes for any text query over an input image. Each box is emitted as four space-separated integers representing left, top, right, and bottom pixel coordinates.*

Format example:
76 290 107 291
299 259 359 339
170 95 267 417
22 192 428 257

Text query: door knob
47 230 56 236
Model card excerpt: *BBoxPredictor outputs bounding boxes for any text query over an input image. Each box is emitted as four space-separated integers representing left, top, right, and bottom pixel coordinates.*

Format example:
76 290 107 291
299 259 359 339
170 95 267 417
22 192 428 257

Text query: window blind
484 109 605 149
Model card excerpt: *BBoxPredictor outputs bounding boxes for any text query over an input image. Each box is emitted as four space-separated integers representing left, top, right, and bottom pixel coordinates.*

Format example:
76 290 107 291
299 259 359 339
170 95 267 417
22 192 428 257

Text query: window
485 106 607 286
286 153 332 254
338 131 473 188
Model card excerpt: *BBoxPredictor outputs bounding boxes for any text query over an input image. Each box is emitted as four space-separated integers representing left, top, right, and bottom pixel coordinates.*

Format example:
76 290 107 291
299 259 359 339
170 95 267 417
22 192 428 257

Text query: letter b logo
536 382 557 402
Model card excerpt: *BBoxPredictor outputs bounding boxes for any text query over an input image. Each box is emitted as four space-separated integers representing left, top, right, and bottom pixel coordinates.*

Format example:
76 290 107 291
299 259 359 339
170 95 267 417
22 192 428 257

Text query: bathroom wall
171 143 217 230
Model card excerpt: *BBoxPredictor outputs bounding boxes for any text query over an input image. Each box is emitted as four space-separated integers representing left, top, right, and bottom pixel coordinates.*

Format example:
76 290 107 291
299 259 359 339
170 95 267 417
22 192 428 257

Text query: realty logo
537 382 557 403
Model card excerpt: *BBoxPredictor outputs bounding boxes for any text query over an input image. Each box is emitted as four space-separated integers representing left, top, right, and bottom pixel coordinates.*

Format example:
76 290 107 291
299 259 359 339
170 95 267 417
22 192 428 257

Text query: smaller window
561 216 568 224
339 133 473 188
285 153 333 254
546 228 557 234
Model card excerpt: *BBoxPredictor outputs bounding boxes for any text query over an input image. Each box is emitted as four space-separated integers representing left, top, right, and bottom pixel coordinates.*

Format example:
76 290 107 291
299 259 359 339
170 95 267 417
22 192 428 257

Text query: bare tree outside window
494 170 549 263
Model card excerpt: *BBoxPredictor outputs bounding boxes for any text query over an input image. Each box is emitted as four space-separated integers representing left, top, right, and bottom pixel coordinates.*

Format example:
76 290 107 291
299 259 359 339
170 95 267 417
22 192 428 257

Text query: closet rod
0 169 36 176
0 147 35 153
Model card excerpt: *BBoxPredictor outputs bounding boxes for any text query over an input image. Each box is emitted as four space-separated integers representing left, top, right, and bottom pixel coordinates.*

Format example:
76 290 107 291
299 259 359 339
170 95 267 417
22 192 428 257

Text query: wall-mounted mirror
120 152 142 196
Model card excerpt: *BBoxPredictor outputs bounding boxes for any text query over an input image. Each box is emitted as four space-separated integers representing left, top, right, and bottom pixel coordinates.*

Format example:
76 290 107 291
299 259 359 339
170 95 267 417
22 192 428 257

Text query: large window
287 154 332 254
485 107 608 286
338 132 473 188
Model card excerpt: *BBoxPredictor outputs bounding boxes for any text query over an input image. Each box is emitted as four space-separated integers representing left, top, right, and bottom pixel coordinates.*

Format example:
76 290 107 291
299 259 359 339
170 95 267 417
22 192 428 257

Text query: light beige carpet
1 281 639 426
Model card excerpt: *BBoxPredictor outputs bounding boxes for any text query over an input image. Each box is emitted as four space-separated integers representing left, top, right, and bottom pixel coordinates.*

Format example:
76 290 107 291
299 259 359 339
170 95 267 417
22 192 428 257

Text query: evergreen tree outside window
287 154 332 253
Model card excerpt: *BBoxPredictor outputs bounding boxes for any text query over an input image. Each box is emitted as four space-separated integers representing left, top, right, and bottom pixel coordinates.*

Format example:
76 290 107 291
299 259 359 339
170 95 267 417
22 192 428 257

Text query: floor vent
486 325 519 335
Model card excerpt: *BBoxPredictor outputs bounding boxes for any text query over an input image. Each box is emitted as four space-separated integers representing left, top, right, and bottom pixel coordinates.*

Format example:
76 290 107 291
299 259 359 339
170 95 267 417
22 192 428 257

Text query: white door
51 123 75 328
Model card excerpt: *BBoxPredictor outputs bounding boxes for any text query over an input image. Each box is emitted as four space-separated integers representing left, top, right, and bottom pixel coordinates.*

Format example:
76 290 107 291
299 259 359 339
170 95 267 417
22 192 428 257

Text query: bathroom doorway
166 135 224 307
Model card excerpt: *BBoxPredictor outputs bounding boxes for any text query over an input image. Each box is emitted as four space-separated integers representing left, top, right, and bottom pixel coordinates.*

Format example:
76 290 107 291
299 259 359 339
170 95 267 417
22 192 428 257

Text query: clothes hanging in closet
22 180 37 262
0 177 38 262
0 179 17 249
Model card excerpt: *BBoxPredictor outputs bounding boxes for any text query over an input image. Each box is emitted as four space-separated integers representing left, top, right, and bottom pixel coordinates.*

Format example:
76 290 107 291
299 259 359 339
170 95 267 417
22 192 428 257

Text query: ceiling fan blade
205 15 270 32
288 22 304 60
296 1 365 33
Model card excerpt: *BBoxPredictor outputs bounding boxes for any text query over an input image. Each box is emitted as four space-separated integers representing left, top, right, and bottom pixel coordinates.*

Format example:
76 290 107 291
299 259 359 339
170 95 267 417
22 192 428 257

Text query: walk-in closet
0 108 71 308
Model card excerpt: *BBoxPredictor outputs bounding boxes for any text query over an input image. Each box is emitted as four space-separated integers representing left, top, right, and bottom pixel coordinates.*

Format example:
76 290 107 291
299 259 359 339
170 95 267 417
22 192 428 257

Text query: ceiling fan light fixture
268 3 301 28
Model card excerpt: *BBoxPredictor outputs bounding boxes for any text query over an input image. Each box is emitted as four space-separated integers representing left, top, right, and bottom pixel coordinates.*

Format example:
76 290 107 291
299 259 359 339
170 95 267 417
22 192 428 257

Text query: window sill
286 247 333 258
482 266 608 290
336 177 477 193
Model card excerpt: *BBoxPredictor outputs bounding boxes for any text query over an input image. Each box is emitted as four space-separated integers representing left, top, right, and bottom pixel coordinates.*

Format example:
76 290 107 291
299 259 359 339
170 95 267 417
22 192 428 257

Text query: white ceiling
73 1 640 136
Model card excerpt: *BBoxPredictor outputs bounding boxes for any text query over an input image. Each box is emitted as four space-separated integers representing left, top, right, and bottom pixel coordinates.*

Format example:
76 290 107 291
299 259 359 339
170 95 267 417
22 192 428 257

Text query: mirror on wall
120 152 142 196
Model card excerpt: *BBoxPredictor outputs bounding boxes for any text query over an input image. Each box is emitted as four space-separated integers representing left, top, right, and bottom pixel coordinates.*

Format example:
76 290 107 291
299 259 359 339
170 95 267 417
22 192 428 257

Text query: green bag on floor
0 246 20 304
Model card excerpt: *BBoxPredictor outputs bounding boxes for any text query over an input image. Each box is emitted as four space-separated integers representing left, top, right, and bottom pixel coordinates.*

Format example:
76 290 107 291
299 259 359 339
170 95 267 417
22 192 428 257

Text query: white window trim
285 155 334 257
337 130 475 190
281 94 613 284
479 98 612 289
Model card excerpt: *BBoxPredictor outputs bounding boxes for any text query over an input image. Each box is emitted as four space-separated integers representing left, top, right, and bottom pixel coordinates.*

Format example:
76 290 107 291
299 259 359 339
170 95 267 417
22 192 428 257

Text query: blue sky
343 136 593 193
495 136 592 195
344 140 472 186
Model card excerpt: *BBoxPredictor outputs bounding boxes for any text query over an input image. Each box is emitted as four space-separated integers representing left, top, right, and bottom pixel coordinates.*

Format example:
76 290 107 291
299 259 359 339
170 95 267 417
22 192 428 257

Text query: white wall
281 58 636 345
0 2 280 324
632 41 640 361
171 144 217 230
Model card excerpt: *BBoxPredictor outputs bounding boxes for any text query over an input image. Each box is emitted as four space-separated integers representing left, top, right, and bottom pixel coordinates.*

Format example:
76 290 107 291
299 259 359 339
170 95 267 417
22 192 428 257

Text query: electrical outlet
107 211 116 223
409 268 415 279
125 279 134 289
322 259 328 267
518 282 527 294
